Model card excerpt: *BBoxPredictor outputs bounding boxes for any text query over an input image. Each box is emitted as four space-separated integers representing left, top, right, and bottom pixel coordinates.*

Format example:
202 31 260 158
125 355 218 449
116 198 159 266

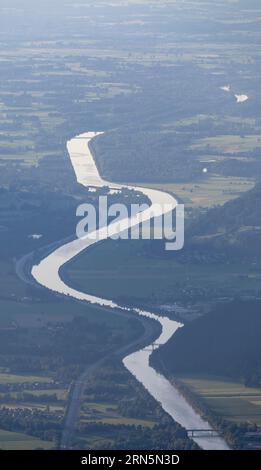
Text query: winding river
32 132 229 450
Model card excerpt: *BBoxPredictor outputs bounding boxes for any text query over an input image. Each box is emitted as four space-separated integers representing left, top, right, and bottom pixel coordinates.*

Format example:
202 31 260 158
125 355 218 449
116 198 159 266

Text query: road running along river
31 131 229 450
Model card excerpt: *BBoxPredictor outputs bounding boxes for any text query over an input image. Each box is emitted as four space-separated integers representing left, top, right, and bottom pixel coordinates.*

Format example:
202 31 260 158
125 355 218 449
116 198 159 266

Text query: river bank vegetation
74 361 197 450
153 300 261 449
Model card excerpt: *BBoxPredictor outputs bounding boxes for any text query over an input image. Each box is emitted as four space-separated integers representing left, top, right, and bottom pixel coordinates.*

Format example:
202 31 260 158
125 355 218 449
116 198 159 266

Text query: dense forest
187 183 261 261
153 300 261 387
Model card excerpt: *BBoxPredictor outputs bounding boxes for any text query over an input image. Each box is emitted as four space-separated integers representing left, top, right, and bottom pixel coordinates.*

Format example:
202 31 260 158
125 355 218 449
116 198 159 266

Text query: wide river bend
32 132 229 450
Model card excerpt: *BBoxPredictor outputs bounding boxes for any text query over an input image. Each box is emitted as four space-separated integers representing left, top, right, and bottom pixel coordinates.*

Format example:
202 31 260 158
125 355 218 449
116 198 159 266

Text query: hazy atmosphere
0 0 261 459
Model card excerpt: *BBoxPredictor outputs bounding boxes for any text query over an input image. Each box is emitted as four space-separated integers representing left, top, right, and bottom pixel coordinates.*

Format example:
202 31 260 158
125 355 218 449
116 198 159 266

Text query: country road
60 313 160 449
15 245 161 450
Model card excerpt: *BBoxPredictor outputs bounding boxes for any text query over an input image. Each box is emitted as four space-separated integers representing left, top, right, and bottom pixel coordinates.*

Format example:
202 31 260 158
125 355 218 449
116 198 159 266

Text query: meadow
80 401 156 428
0 429 53 450
176 375 261 426
66 239 261 305
137 176 254 208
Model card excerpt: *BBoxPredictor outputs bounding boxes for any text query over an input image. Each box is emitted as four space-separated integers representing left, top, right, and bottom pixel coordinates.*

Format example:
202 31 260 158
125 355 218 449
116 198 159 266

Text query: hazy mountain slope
188 183 261 261
153 300 261 385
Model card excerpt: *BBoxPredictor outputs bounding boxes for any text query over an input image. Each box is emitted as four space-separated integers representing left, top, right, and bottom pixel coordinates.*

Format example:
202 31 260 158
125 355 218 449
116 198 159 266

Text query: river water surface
32 132 229 450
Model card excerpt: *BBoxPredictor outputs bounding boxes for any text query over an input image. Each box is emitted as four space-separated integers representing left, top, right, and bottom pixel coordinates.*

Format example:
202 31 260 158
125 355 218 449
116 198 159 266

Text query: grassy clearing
0 388 68 401
190 135 261 154
25 389 68 399
0 403 64 413
0 373 52 384
82 402 117 413
135 176 255 208
80 434 114 448
0 429 53 450
0 295 133 329
80 401 155 429
81 416 156 427
0 260 29 299
177 374 261 425
66 240 261 302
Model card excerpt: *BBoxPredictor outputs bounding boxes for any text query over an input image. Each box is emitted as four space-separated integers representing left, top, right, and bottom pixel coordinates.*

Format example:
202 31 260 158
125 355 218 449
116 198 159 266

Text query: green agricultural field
190 135 261 154
0 388 68 401
66 239 261 303
0 373 52 384
136 176 255 208
0 429 53 450
0 295 133 329
0 260 29 299
0 403 64 413
81 416 156 427
80 401 156 429
24 389 68 400
176 375 261 425
79 434 114 449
